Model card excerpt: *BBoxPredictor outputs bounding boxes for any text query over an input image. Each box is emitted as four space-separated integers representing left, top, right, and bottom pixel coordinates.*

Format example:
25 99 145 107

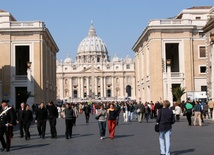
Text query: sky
0 0 213 61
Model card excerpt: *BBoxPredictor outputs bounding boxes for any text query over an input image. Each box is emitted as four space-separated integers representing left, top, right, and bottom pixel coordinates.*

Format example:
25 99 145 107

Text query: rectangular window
196 17 201 20
15 46 29 75
200 66 206 73
199 46 206 58
201 86 207 92
126 64 130 69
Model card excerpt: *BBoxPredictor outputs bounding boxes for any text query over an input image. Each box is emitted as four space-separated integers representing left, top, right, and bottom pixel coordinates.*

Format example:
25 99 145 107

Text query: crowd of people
0 98 214 154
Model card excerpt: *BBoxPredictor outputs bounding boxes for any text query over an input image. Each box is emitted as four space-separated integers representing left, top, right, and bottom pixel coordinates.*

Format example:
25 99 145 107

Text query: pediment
82 67 102 73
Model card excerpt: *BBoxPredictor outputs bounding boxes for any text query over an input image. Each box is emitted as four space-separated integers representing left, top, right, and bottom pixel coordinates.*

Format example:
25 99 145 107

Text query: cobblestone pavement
2 113 214 155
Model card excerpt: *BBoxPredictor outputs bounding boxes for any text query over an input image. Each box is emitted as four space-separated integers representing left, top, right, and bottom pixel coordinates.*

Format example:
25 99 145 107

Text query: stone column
60 77 64 100
104 77 106 97
95 77 97 97
78 77 81 98
80 77 83 98
70 78 73 98
100 76 103 97
121 76 124 98
87 77 89 97
132 76 136 100
112 76 114 97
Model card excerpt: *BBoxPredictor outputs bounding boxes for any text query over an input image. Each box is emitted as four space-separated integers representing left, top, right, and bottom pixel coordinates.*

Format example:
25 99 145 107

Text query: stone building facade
56 24 135 103
132 6 212 103
203 7 214 99
0 10 58 109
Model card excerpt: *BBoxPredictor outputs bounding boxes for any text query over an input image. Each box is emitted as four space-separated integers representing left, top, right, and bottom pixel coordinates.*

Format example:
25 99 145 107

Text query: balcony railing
14 75 27 81
163 72 184 79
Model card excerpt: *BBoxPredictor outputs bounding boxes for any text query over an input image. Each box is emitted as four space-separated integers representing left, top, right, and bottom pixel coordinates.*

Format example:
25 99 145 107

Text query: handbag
137 109 141 113
155 124 159 132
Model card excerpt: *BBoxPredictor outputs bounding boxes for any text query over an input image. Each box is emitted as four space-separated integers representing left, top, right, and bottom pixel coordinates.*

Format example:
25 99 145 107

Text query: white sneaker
100 137 103 139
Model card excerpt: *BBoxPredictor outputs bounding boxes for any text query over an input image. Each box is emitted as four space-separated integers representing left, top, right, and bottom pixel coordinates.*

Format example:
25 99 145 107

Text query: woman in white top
175 102 182 121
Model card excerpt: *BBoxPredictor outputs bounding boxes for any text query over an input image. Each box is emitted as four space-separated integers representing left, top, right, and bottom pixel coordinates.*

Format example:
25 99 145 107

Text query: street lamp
166 59 171 66
27 61 33 107
166 59 173 106
27 61 32 69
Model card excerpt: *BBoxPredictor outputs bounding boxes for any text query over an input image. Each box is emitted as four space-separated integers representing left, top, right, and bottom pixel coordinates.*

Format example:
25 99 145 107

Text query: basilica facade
56 24 136 102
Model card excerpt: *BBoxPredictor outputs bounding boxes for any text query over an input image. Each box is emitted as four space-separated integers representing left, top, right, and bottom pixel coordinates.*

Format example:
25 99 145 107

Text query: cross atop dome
88 21 96 36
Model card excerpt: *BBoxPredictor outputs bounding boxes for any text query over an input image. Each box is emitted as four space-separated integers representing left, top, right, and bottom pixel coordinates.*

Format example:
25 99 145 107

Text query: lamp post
27 62 33 107
166 59 173 106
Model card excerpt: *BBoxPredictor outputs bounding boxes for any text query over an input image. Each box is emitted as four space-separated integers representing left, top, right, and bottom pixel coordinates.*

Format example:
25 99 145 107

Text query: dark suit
35 107 48 138
0 106 16 152
17 108 25 137
47 105 58 138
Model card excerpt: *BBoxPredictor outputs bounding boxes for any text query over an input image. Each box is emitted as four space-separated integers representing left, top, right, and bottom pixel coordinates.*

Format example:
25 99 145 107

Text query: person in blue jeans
156 100 175 155
96 104 107 139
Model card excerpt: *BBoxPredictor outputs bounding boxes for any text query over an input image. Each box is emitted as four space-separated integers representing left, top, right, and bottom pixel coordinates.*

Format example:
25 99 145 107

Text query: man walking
208 99 214 119
82 102 91 123
17 102 25 138
47 101 58 139
35 102 48 139
0 100 16 152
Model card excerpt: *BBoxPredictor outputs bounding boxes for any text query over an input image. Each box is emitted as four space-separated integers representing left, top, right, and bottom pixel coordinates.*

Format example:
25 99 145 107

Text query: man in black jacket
35 102 48 139
0 100 16 152
82 102 91 123
47 101 58 139
17 102 25 138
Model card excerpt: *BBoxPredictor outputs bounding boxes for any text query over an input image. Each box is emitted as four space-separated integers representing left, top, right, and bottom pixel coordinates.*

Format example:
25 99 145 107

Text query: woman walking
156 100 175 155
96 104 107 139
22 104 33 140
107 103 117 139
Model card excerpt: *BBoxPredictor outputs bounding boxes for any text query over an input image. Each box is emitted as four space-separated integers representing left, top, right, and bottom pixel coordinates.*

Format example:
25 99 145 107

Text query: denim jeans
159 129 171 155
98 121 106 137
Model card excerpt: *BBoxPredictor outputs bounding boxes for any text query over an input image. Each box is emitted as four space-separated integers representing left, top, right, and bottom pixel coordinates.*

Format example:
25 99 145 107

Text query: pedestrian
156 100 175 155
64 103 74 139
114 102 121 125
47 101 58 139
136 101 144 123
22 104 33 140
82 102 91 123
96 104 107 139
71 104 78 126
57 105 61 118
35 102 48 139
122 102 129 122
17 102 25 138
203 102 210 119
128 102 134 122
208 99 214 119
184 101 193 126
0 100 16 152
174 102 181 122
107 103 117 139
193 101 202 126
144 102 151 123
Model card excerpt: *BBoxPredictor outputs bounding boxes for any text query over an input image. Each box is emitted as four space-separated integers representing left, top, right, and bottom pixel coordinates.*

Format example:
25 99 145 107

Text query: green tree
172 87 186 105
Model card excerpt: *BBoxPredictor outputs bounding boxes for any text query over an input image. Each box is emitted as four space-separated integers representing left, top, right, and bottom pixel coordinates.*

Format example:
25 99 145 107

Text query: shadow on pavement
11 144 50 151
171 148 195 155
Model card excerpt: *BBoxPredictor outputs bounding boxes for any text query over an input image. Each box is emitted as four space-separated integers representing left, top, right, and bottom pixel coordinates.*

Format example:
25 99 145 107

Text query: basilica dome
77 24 108 55
64 54 73 63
